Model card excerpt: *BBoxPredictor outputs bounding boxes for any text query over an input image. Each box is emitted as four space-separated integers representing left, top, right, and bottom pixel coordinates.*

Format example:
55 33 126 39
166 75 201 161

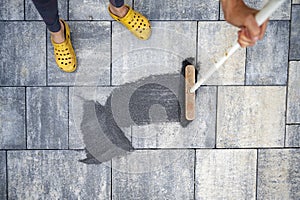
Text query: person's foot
50 19 77 73
50 20 65 44
109 3 129 18
108 4 152 40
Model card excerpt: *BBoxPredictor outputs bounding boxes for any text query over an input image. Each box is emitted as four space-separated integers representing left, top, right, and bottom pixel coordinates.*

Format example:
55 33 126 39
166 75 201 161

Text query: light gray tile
69 86 132 149
132 86 216 148
286 125 300 147
287 61 300 123
246 21 289 85
195 149 257 200
0 151 6 200
112 150 194 200
7 150 111 199
27 87 68 149
0 22 46 86
0 87 26 149
69 0 132 20
293 0 300 4
290 5 300 60
220 0 291 20
134 0 219 20
0 0 23 20
112 21 197 85
257 149 300 200
47 21 111 86
25 0 68 20
217 86 286 148
198 21 246 85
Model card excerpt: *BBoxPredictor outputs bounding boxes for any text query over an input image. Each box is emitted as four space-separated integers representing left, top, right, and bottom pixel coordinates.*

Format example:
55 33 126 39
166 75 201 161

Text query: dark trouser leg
109 0 125 8
31 0 61 32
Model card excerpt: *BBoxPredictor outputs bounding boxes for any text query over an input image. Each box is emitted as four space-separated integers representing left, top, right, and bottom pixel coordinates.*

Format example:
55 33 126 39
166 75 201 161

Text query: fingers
244 14 260 41
238 18 268 48
238 29 256 48
258 20 268 40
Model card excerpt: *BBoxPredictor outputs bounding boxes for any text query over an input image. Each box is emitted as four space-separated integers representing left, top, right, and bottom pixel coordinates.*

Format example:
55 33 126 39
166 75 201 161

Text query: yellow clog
109 5 151 40
51 19 77 73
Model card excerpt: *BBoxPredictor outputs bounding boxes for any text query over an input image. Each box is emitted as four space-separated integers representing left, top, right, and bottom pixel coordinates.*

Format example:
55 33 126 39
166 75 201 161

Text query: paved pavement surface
0 0 299 199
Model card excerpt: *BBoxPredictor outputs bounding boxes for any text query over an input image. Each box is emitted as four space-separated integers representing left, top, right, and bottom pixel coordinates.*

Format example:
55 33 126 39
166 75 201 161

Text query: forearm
221 0 255 27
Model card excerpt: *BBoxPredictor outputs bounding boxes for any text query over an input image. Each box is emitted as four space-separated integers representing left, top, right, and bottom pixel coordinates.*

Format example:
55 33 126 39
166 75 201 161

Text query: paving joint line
5 150 8 200
255 149 259 200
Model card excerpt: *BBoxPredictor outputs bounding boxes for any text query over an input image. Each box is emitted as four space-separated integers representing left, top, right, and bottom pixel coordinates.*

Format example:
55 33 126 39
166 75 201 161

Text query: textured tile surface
0 151 6 200
69 86 123 149
0 22 46 86
112 21 197 85
286 125 300 147
0 87 26 149
132 87 216 148
0 0 299 198
25 0 68 20
198 22 245 85
217 86 286 148
220 0 291 20
290 5 300 60
257 149 300 200
7 150 111 199
69 0 131 20
246 21 289 85
0 0 23 20
47 22 111 86
195 149 257 200
293 0 300 4
112 150 194 200
27 87 68 149
287 62 300 123
134 0 219 20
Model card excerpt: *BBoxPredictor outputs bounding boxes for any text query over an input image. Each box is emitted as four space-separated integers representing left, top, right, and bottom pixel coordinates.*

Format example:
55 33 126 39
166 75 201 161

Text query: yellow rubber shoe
109 5 151 40
51 19 77 73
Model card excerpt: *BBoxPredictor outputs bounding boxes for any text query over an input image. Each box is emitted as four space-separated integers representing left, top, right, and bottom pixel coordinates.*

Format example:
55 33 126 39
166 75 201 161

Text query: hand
221 0 268 47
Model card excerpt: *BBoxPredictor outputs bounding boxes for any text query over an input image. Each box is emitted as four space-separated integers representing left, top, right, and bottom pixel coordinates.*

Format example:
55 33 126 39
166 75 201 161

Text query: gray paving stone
47 21 111 86
27 87 68 149
293 0 300 4
0 151 7 200
25 0 68 20
134 0 219 20
132 86 216 148
0 0 23 20
69 87 131 149
257 149 300 200
7 150 111 199
286 125 300 147
112 150 194 200
246 21 289 85
69 0 131 20
217 86 286 148
195 149 257 200
112 21 197 85
287 61 300 123
198 22 246 85
0 22 46 86
0 87 26 149
290 5 300 60
220 0 291 20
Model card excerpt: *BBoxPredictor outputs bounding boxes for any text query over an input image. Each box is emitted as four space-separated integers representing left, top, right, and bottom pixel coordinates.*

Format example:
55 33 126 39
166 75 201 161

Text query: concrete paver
0 1 299 199
0 87 26 149
26 87 68 149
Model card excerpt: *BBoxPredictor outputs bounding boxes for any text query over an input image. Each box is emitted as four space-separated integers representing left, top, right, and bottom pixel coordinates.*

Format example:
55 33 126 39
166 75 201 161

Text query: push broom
185 0 286 120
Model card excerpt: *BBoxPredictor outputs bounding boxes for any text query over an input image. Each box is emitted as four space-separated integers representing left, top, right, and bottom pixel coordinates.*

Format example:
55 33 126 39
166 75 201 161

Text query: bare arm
221 0 268 47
